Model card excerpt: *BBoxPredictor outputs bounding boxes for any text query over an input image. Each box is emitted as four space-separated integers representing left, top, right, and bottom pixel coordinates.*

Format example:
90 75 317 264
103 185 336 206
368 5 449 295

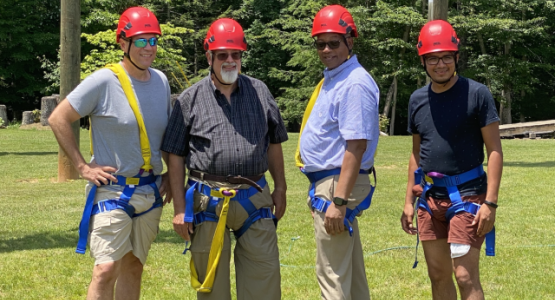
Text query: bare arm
325 139 367 235
473 121 503 236
400 134 421 235
167 152 192 241
159 151 173 204
267 143 287 220
48 99 116 185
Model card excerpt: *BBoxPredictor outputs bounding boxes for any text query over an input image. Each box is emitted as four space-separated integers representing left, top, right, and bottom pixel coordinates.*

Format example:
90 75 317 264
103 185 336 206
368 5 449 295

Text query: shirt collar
323 55 358 80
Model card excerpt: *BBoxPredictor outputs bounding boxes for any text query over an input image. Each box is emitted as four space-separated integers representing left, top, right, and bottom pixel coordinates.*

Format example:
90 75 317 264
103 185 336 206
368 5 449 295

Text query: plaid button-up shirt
161 74 288 176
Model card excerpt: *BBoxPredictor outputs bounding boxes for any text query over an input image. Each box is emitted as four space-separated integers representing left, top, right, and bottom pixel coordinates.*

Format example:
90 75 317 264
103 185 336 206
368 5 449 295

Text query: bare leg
422 239 457 300
87 260 121 300
115 252 143 300
453 247 484 300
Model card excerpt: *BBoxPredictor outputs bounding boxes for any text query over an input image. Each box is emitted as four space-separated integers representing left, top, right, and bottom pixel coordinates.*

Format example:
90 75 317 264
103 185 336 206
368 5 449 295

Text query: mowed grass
0 128 554 299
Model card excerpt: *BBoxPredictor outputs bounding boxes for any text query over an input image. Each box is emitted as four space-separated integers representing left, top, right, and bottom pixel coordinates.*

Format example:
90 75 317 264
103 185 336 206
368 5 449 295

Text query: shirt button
236 148 239 151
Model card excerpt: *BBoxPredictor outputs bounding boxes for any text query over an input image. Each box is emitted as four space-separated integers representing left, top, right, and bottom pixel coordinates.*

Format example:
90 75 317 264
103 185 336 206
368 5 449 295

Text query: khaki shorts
86 184 162 265
417 193 486 249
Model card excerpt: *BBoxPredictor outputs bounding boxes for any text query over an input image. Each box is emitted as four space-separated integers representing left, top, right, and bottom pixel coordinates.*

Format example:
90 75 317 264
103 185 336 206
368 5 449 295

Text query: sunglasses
314 40 342 50
214 52 242 61
130 37 158 48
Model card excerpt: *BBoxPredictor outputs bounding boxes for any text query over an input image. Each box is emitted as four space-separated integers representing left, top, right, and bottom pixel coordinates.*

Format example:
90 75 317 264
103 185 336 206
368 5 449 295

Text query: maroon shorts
417 193 486 249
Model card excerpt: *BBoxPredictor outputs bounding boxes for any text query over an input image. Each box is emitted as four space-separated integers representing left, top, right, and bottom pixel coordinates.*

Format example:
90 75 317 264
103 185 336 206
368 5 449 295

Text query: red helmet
312 5 358 38
116 7 162 42
417 20 459 56
204 18 247 51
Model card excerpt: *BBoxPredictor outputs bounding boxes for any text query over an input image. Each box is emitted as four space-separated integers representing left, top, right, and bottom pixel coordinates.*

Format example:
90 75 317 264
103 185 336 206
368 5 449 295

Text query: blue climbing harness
303 167 376 236
76 170 163 254
184 176 276 240
412 165 495 268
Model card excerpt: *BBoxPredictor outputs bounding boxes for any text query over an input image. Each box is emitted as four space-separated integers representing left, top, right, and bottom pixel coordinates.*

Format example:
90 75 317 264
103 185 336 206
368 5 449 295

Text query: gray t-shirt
67 65 171 192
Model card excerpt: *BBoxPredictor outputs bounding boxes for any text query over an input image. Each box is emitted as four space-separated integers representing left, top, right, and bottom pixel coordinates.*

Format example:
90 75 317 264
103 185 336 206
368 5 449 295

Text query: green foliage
379 114 390 133
0 117 4 127
32 109 41 123
5 0 555 127
0 0 60 116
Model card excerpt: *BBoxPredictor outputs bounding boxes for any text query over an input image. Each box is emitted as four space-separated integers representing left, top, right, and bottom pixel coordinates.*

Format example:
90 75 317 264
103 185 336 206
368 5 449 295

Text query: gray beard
220 68 238 83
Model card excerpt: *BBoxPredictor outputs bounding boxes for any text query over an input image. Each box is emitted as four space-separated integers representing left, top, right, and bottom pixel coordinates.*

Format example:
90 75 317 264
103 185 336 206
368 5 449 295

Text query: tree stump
0 105 8 127
22 111 34 125
171 94 179 109
41 95 58 126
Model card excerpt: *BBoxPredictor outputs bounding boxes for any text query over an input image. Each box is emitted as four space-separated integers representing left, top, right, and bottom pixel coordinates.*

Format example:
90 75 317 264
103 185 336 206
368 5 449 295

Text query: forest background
2 0 555 135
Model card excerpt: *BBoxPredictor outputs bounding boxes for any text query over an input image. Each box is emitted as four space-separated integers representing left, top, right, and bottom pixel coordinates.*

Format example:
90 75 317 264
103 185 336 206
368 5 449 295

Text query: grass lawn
0 128 554 299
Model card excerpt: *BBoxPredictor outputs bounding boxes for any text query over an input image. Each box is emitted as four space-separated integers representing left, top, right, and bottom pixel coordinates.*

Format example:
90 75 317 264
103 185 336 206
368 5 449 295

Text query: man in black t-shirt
400 20 503 300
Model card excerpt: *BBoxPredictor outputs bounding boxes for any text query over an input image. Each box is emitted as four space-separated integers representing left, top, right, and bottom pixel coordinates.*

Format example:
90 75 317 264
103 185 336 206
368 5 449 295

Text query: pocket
90 214 111 232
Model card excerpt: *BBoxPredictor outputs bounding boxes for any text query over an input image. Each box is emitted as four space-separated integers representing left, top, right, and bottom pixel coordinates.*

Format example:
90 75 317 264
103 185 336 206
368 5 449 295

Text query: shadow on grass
0 229 185 253
0 231 77 253
0 152 57 156
504 161 555 168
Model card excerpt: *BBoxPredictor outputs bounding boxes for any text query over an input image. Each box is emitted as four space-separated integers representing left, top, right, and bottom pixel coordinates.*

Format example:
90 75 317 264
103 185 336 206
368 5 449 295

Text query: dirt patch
19 123 51 130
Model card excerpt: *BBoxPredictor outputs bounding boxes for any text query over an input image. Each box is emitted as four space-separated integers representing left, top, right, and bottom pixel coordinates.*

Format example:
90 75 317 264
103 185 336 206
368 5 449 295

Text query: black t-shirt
407 76 500 198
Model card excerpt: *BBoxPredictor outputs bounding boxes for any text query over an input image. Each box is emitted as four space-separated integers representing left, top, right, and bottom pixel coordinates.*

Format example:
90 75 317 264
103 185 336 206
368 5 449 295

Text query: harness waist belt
76 173 161 254
189 170 264 192
304 168 370 184
412 164 494 269
303 167 376 236
185 176 274 239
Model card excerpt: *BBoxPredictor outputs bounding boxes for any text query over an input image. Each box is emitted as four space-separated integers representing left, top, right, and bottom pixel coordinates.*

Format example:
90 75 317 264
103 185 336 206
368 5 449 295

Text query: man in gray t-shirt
49 7 171 299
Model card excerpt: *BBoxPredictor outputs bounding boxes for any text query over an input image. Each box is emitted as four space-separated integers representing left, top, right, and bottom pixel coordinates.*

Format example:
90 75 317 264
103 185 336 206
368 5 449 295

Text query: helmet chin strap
423 54 459 87
210 55 232 86
124 41 146 71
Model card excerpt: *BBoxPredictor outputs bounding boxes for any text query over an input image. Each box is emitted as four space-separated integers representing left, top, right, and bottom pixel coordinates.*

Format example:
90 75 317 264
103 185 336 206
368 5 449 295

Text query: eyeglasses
131 37 158 48
425 55 455 65
214 52 242 61
314 40 342 50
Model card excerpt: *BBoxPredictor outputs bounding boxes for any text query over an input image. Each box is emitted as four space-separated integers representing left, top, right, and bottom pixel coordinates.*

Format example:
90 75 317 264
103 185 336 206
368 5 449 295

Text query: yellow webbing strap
190 189 236 293
90 63 153 172
294 79 324 168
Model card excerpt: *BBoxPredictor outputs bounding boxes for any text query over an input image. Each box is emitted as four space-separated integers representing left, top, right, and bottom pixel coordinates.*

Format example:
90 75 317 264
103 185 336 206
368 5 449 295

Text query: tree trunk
22 111 34 125
0 105 8 127
389 76 398 136
476 33 491 89
382 81 395 118
59 0 81 181
429 0 448 21
384 26 410 132
500 42 512 125
40 96 58 126
500 87 512 124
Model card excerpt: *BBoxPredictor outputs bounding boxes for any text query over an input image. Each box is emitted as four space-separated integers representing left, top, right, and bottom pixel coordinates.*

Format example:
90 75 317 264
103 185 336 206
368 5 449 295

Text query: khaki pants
188 179 281 300
307 173 372 300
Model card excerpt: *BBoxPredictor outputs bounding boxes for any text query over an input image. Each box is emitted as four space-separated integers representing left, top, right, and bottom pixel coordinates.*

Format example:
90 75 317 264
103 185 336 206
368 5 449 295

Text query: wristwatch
484 200 498 209
333 197 348 206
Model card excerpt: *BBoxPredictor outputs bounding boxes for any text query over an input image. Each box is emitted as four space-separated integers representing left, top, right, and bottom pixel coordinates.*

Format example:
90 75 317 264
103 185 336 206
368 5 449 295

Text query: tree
0 0 60 120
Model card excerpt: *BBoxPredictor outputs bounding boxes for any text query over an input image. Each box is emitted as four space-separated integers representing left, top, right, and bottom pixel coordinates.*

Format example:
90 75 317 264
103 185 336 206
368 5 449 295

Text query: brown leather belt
189 170 264 193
